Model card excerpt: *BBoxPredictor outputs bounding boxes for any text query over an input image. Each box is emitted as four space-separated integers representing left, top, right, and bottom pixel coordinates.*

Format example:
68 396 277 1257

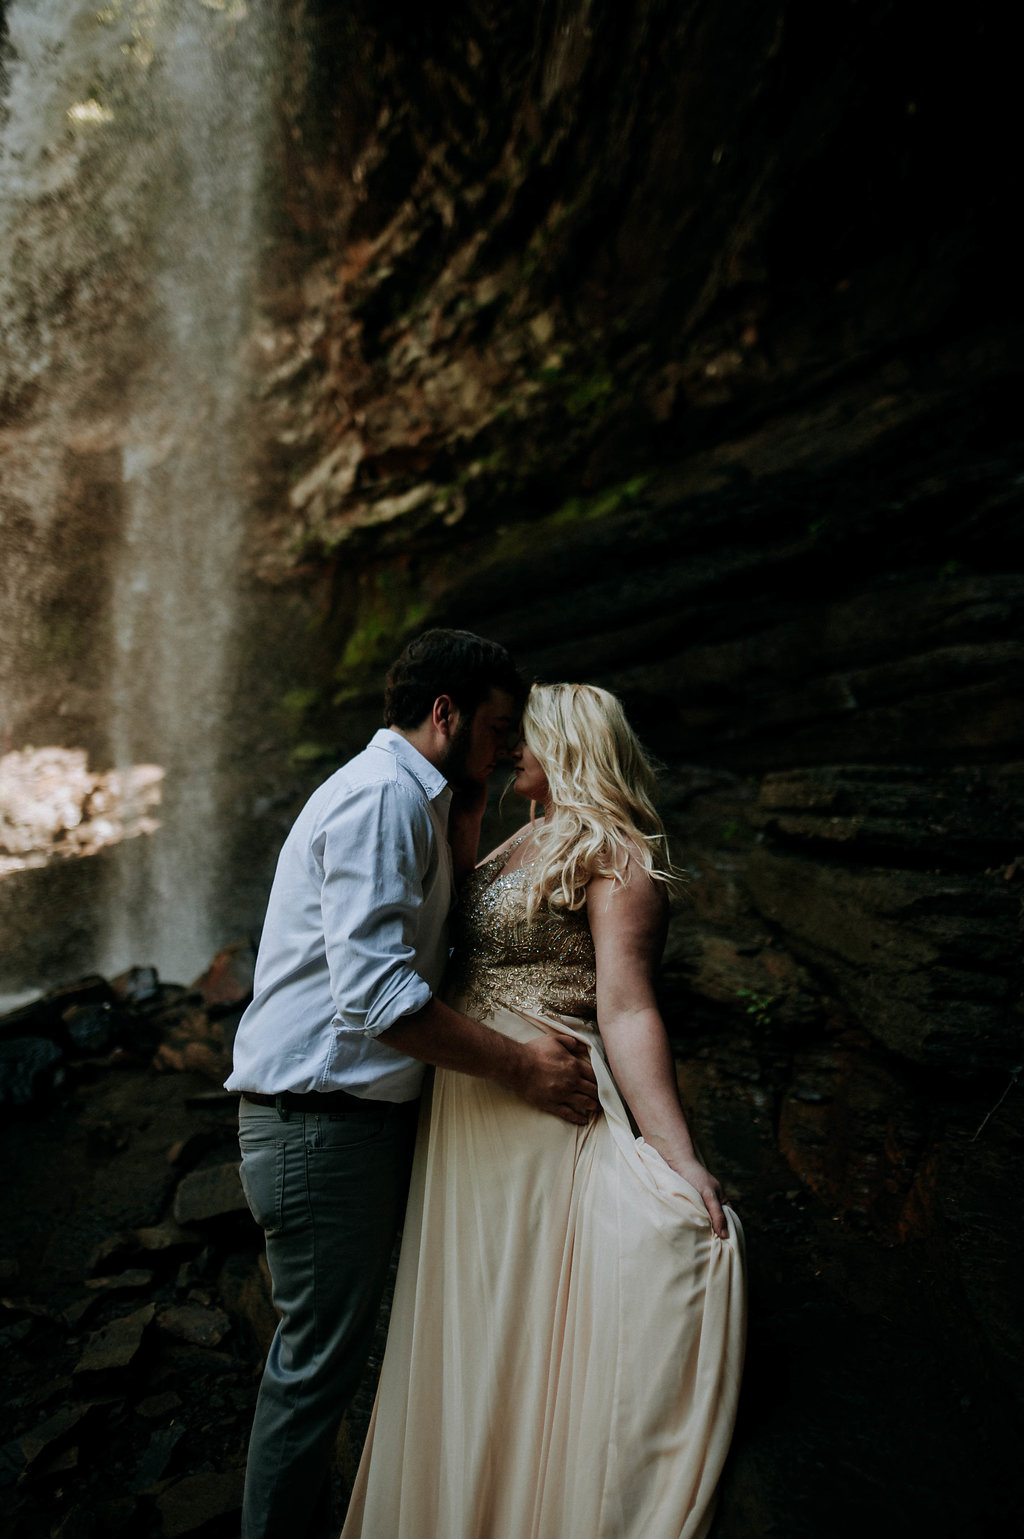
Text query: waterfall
0 0 280 990
102 2 277 983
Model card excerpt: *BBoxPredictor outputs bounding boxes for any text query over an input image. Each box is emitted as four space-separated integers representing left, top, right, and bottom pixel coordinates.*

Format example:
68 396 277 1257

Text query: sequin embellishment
447 834 597 1021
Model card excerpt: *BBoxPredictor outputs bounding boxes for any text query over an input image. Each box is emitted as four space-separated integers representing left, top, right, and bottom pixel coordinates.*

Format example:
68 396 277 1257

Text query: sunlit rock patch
0 747 162 877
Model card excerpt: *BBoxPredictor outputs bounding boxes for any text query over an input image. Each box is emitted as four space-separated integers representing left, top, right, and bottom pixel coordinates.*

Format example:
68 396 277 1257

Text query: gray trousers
237 1097 417 1539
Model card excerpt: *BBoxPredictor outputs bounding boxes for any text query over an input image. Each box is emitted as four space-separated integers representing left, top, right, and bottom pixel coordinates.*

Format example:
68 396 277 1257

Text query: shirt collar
370 728 452 803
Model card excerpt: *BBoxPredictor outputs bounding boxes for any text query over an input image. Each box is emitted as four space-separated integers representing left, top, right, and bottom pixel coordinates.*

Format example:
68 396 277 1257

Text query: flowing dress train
341 837 746 1539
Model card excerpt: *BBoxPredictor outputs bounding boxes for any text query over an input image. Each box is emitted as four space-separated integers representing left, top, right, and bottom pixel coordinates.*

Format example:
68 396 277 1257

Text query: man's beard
438 711 476 791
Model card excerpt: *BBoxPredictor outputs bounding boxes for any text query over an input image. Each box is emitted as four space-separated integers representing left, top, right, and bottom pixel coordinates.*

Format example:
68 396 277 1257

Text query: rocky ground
1 949 265 1539
0 949 402 1539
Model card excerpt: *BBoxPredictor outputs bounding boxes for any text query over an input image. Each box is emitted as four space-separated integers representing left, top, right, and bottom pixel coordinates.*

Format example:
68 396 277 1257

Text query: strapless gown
340 839 746 1539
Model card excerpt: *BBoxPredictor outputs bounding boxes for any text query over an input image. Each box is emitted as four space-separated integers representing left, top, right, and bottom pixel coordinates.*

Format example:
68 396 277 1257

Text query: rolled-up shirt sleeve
317 778 437 1038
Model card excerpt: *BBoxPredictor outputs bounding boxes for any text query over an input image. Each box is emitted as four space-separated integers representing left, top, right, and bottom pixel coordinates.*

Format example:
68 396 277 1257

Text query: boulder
189 940 256 1012
172 1162 249 1227
34 1443 79 1480
135 1390 183 1420
133 1219 204 1259
166 1128 236 1169
18 1403 94 1469
87 1232 141 1278
74 1303 155 1377
133 1421 187 1491
85 1269 155 1294
62 1296 102 1329
153 1008 231 1081
53 1505 98 1539
63 1001 116 1053
0 1036 63 1106
157 1304 231 1348
0 977 113 1043
109 966 160 1007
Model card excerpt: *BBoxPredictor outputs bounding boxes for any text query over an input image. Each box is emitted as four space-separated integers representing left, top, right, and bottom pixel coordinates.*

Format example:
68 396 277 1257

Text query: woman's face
511 736 550 805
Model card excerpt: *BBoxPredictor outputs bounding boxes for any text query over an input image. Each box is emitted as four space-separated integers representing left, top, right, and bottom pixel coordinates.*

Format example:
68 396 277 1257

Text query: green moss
474 474 651 575
311 470 653 708
565 372 615 418
331 684 378 709
338 600 430 675
281 686 320 726
290 741 340 766
547 473 650 529
333 566 435 698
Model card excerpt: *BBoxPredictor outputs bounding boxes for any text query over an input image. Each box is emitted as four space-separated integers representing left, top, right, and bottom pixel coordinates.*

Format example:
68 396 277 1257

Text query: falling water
0 0 280 989
102 3 278 982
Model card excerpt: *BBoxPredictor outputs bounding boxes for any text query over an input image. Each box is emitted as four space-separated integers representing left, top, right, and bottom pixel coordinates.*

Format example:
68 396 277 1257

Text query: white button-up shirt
226 729 454 1102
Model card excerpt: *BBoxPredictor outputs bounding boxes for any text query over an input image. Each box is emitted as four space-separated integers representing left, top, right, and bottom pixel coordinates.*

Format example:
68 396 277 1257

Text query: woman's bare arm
588 862 728 1238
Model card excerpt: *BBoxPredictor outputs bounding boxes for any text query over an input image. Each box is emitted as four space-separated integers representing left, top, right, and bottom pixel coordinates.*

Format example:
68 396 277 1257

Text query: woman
341 683 746 1539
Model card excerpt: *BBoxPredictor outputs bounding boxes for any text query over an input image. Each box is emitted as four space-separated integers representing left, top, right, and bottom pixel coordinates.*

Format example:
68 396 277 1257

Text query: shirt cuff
344 971 434 1039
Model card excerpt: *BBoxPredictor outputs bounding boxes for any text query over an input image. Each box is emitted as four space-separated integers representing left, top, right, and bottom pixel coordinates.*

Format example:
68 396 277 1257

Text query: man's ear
432 694 457 738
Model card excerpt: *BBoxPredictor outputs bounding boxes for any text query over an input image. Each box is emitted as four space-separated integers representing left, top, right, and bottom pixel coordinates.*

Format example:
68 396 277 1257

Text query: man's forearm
380 995 600 1126
378 996 526 1090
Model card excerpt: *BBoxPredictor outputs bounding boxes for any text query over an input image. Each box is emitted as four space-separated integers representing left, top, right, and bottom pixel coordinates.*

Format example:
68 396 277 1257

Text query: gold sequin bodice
447 834 597 1022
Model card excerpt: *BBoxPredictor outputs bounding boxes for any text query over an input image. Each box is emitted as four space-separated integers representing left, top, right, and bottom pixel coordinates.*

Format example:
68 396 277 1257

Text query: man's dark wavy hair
383 629 525 729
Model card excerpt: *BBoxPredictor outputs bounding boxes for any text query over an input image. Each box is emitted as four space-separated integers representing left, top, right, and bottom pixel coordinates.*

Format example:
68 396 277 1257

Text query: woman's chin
510 771 547 803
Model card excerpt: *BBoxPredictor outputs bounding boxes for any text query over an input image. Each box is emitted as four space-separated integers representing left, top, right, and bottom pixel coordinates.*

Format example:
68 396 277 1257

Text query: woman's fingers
702 1183 728 1240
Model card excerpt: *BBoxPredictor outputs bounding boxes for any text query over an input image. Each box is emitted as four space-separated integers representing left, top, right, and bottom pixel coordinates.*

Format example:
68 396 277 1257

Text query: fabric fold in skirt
341 1001 746 1539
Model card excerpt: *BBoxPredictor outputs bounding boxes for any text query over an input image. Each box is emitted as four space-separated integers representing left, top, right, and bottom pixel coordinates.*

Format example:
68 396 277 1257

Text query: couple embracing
227 629 745 1539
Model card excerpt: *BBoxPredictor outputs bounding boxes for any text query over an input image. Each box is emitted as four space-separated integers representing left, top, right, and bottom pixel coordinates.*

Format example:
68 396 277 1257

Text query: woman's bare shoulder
586 849 668 922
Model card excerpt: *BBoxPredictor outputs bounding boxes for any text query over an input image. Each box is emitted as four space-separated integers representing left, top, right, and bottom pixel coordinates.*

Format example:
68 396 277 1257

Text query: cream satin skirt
341 1004 746 1539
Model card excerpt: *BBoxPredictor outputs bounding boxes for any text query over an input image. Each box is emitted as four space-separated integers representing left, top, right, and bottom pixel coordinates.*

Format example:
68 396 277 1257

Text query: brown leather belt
240 1088 412 1117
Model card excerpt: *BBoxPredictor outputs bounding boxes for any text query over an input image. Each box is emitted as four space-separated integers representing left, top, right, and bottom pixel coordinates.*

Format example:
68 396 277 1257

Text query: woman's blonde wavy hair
517 682 684 919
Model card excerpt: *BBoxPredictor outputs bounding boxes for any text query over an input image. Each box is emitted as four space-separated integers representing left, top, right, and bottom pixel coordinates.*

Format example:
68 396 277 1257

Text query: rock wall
231 2 1024 1531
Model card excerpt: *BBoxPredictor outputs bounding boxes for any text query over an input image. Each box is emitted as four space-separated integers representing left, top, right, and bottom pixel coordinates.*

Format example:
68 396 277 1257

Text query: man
227 629 598 1539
